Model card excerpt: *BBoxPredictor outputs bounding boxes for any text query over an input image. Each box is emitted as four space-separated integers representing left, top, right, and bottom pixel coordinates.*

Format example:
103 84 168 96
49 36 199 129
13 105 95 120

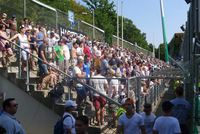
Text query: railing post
26 51 30 92
153 85 156 106
18 47 22 79
136 77 141 112
127 78 130 97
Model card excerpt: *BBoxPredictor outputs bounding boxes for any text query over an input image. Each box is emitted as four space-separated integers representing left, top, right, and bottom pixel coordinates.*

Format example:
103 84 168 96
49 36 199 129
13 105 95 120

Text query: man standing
153 101 181 134
90 68 108 126
73 56 86 115
117 98 146 134
38 39 48 77
63 100 77 134
170 85 191 134
140 103 156 134
0 98 26 134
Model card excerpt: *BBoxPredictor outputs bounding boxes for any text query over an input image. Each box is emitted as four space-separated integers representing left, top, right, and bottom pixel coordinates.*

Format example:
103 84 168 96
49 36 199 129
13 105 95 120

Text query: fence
0 0 152 56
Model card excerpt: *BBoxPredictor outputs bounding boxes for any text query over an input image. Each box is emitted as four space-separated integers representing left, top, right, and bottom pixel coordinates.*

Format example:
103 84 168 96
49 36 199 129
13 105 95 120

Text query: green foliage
83 0 115 43
168 33 183 59
39 0 151 50
156 43 165 61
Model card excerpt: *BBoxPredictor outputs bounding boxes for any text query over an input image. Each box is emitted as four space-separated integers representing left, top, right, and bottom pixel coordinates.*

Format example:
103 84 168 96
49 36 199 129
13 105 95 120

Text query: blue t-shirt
170 97 191 124
37 32 44 47
83 63 90 78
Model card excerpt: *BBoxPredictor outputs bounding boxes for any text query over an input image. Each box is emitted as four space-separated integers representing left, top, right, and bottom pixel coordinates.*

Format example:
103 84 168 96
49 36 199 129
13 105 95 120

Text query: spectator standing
36 26 45 47
140 103 156 134
38 39 48 77
90 68 108 126
75 115 89 134
29 30 38 70
0 24 11 67
47 32 58 60
73 56 86 115
54 41 65 72
71 42 78 66
63 100 77 134
170 85 191 134
0 98 26 134
117 98 146 134
63 41 70 72
0 13 9 28
153 101 181 134
10 25 30 72
7 14 17 38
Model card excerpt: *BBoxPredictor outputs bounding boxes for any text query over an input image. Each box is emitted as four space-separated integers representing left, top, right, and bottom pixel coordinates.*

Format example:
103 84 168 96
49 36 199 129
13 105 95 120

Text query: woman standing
0 24 12 67
10 25 30 72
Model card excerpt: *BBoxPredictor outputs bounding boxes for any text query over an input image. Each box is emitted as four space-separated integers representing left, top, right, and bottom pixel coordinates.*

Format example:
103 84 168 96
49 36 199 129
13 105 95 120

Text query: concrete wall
0 75 60 134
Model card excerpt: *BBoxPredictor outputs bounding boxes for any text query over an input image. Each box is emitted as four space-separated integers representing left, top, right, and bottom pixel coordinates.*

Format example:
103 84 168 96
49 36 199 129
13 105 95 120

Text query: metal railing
0 37 186 134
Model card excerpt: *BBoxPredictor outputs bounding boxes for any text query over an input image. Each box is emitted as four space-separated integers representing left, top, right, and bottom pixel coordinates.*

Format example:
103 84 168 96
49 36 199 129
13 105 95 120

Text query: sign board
68 10 74 23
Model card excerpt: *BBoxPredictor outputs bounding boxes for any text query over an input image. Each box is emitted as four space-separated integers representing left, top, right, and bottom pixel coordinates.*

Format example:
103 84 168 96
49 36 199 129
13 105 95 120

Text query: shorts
93 96 106 110
22 49 30 61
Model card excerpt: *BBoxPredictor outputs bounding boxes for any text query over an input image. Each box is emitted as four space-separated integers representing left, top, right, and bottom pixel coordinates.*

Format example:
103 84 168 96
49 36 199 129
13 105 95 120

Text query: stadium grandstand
0 0 197 134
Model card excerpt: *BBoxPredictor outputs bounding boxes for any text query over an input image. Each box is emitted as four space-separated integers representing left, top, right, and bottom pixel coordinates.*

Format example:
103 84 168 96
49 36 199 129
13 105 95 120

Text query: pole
24 0 26 18
92 9 95 40
159 46 160 60
26 52 30 92
117 0 119 46
159 0 169 63
121 1 124 49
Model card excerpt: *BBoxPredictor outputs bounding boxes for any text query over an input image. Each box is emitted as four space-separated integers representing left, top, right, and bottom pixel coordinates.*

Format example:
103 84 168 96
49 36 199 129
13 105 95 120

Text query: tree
157 43 165 61
83 0 116 44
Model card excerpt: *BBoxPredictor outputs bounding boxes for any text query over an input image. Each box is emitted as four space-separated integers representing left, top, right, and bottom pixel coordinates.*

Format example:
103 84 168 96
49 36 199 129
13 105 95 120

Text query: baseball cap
65 100 77 108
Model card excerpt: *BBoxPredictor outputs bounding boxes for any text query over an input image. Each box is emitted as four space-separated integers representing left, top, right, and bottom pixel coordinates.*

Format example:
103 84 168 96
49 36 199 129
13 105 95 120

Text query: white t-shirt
153 116 181 134
63 112 76 134
90 75 107 96
73 66 83 87
109 77 119 98
63 45 70 60
140 112 156 134
118 113 144 134
77 47 83 56
18 33 29 50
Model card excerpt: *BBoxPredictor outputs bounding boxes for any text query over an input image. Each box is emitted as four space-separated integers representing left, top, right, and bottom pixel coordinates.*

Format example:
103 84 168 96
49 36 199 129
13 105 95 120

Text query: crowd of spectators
0 12 172 127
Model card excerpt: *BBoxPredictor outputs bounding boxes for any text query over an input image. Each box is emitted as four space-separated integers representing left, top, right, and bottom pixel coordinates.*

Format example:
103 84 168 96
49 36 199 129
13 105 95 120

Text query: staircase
0 44 120 134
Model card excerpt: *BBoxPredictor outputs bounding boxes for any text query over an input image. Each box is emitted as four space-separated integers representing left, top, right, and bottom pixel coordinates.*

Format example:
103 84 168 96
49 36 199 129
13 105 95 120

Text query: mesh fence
78 21 105 41
0 0 24 23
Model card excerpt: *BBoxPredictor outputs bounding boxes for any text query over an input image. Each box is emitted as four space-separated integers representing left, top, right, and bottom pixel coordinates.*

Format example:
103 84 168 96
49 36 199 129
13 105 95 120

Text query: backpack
54 115 72 134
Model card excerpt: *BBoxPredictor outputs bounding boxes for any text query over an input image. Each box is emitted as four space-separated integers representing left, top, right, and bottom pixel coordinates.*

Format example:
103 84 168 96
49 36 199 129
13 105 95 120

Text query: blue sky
76 0 189 48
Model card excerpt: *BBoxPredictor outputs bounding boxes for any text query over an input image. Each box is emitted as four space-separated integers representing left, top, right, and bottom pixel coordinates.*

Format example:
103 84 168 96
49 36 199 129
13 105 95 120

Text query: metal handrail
2 37 121 106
